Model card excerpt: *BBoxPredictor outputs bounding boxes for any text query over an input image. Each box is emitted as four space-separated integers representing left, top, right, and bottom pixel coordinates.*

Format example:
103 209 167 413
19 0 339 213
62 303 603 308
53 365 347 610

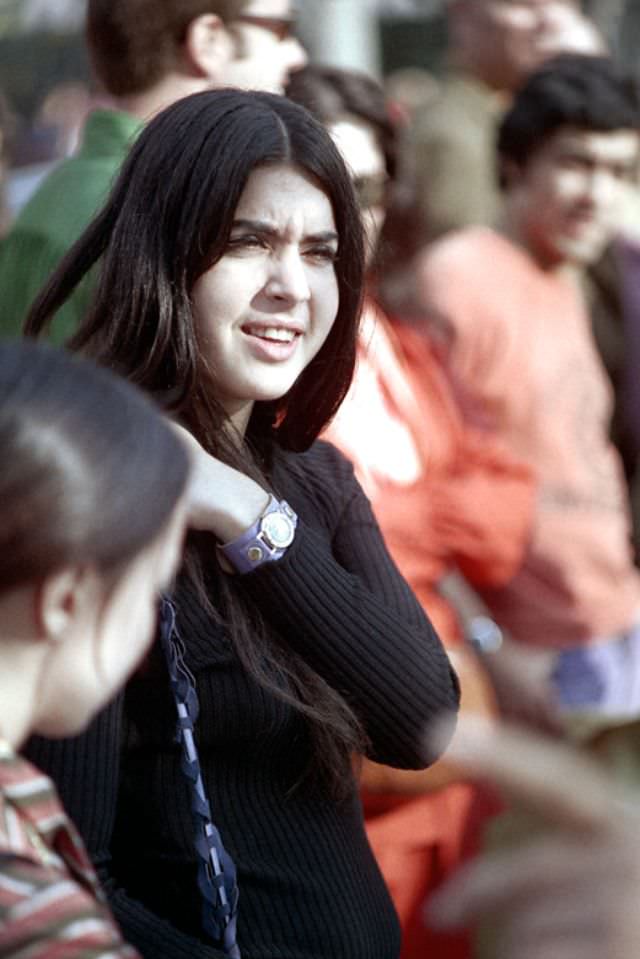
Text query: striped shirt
0 740 138 958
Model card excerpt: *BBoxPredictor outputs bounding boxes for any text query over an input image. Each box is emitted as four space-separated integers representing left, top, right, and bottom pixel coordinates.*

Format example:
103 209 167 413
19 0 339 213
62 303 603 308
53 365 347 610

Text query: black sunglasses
234 13 297 41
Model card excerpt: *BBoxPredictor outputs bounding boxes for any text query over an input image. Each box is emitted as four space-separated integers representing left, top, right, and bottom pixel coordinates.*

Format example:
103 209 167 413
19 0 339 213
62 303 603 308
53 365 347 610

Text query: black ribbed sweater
26 440 459 959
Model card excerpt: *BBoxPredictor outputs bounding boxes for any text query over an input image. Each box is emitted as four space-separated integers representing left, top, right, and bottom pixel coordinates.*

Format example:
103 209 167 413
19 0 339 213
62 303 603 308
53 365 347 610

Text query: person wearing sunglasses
0 0 307 346
227 2 306 93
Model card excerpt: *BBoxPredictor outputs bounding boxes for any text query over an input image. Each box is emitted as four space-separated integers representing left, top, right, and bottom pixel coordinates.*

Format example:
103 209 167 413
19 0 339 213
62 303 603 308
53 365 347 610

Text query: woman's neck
0 665 37 749
0 591 47 748
226 401 254 440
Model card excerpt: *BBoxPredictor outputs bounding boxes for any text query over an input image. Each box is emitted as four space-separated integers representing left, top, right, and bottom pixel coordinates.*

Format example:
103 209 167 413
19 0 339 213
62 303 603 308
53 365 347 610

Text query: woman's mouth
242 324 302 361
243 325 298 343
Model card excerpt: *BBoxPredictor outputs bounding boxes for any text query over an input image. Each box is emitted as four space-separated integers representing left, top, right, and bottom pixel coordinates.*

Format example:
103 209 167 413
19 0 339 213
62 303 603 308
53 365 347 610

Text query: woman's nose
265 250 311 304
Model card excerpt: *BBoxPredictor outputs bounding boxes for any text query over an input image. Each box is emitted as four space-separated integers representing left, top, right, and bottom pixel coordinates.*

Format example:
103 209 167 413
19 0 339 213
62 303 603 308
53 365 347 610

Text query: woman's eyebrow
231 218 277 235
305 231 339 245
231 219 339 245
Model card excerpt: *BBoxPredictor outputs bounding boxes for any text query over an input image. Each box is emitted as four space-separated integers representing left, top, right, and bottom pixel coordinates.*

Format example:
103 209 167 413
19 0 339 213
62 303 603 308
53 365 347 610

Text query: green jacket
0 109 142 344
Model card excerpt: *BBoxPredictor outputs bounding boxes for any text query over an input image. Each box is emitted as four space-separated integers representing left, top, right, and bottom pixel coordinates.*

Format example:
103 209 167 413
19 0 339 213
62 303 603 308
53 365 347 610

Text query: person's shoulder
11 161 107 227
444 73 499 116
6 114 130 240
417 226 506 282
278 439 357 486
0 750 53 853
414 72 495 135
414 229 520 344
428 225 507 257
274 440 360 522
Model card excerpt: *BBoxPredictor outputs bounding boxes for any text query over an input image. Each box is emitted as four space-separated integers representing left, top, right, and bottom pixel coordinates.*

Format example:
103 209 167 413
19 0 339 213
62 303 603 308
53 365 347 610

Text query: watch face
261 510 295 550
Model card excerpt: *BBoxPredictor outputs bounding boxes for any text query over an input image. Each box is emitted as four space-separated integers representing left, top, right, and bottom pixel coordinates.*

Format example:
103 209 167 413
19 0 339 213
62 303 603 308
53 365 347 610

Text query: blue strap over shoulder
158 597 241 957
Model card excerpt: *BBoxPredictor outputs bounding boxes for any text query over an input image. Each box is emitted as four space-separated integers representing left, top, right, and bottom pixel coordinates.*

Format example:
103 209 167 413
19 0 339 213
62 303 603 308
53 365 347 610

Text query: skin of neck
116 72 215 123
499 204 562 273
449 19 520 96
0 586 49 749
227 401 254 440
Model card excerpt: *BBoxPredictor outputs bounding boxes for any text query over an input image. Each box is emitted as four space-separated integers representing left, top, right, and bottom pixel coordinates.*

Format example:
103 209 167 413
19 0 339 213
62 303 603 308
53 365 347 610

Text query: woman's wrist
218 496 298 574
207 479 270 542
176 425 270 538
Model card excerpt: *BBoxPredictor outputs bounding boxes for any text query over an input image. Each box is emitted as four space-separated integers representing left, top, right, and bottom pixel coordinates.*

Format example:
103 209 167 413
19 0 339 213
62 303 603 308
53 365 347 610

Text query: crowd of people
1 1 640 958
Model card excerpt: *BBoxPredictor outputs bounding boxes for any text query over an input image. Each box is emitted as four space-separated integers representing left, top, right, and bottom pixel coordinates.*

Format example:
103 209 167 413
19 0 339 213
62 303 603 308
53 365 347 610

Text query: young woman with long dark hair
24 89 459 959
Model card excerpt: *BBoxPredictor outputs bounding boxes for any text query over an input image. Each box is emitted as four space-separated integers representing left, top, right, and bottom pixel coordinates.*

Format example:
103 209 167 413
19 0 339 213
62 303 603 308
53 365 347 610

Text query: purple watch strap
218 496 297 574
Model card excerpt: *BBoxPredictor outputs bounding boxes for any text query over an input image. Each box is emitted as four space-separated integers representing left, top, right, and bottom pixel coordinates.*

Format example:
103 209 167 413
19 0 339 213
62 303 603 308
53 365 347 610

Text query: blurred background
0 0 637 234
1 0 637 137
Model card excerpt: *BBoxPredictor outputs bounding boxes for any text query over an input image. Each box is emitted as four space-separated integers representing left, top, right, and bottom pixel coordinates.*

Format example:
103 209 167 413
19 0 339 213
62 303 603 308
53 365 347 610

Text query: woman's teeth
247 327 296 343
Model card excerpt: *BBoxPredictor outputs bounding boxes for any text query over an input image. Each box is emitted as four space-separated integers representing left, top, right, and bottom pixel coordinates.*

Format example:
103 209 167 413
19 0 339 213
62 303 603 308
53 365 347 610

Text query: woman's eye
227 235 267 252
304 246 338 264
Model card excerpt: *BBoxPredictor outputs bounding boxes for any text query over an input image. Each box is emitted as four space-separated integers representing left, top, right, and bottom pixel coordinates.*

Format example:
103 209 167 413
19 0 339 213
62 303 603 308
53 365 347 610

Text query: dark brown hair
286 64 398 182
498 54 640 189
86 0 248 96
0 339 188 594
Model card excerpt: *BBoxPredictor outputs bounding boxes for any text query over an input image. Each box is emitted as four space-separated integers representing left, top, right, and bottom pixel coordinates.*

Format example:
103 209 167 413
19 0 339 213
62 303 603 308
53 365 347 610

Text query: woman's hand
171 423 270 541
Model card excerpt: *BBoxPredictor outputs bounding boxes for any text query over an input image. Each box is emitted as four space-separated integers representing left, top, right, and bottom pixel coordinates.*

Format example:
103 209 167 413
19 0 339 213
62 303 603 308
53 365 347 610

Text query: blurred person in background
416 61 640 959
287 63 535 959
383 67 441 127
414 55 640 755
0 0 306 344
0 339 190 958
0 90 16 237
426 714 640 959
36 81 93 159
402 0 640 565
408 0 601 245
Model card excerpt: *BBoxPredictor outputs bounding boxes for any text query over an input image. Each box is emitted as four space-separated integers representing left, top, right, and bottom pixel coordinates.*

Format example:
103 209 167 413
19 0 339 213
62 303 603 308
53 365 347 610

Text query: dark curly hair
498 54 640 188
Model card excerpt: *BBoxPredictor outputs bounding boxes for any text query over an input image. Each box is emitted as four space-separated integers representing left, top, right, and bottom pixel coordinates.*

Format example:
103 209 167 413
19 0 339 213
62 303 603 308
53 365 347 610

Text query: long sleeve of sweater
24 700 226 959
243 440 460 768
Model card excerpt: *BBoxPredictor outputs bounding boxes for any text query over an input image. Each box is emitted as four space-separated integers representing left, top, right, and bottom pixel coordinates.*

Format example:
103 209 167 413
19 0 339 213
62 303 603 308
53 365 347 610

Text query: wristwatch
465 615 504 654
218 496 298 574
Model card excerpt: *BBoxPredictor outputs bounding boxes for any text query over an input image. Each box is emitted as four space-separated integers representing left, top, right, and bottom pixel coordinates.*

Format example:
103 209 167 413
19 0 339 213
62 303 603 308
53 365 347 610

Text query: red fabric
363 784 503 959
325 303 534 644
0 744 138 958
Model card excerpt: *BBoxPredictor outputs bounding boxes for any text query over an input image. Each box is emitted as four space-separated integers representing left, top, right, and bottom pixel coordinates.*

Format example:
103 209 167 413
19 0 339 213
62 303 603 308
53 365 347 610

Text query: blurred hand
426 716 640 959
479 637 564 735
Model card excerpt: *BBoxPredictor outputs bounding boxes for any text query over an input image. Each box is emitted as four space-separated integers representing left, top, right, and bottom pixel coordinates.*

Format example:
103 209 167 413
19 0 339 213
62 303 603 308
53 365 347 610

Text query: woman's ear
183 13 234 82
36 567 98 642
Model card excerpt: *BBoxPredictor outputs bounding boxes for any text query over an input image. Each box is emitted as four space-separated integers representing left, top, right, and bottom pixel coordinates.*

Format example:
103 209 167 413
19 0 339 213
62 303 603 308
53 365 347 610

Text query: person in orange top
415 55 640 738
286 65 535 959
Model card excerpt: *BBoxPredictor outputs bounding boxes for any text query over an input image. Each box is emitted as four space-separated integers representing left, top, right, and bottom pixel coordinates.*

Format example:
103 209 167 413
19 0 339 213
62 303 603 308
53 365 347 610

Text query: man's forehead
240 0 293 16
487 0 573 8
550 127 640 158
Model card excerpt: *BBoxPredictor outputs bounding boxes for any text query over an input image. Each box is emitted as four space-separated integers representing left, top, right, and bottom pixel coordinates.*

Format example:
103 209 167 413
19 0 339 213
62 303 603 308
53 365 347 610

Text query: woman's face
192 162 340 432
34 498 187 739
